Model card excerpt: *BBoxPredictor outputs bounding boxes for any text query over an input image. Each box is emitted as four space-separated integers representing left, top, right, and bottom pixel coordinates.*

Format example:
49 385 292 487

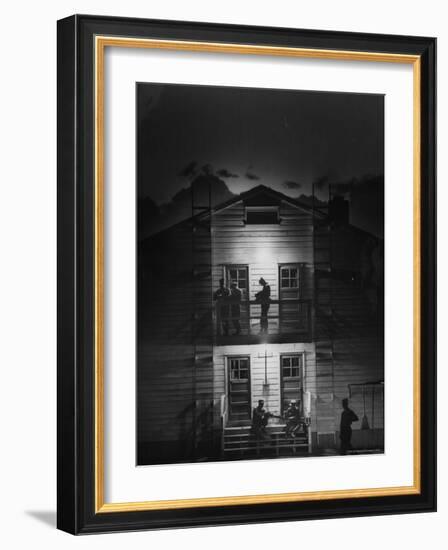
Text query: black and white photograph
136 83 385 465
0 0 440 543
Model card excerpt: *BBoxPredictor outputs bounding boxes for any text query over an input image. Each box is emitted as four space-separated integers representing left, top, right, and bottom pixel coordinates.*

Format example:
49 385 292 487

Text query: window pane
290 268 297 278
282 278 290 288
246 210 279 224
230 357 250 381
292 356 299 367
282 357 291 367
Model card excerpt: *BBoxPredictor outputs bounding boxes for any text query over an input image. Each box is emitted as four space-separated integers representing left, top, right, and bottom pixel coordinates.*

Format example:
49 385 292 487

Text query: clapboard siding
137 193 318 459
213 343 316 424
138 344 196 441
212 201 314 305
137 185 384 460
138 214 216 463
314 222 384 446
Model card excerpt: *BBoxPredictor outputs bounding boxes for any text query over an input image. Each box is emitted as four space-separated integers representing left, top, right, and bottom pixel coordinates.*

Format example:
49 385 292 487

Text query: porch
214 298 312 344
222 424 311 458
219 395 312 459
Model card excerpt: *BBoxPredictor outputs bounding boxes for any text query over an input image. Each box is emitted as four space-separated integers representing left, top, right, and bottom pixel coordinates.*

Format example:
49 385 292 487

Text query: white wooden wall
213 342 316 421
211 201 314 300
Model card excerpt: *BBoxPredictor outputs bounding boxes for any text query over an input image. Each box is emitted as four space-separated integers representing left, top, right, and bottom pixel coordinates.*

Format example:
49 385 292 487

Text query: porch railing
215 298 311 340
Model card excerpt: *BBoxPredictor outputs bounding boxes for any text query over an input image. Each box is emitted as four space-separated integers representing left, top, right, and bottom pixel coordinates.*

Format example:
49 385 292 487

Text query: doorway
227 356 251 425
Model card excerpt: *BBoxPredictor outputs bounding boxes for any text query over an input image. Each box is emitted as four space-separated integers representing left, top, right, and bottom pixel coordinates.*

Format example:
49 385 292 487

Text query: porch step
222 425 311 456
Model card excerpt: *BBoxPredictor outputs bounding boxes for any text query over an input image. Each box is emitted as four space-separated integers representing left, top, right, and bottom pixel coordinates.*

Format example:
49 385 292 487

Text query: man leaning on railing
255 278 271 334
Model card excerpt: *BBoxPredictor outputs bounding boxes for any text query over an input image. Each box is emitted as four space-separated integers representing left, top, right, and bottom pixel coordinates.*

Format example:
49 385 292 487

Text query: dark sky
137 83 384 235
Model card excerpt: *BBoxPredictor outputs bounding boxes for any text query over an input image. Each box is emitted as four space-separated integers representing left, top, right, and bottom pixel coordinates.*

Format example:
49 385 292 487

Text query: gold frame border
94 36 422 514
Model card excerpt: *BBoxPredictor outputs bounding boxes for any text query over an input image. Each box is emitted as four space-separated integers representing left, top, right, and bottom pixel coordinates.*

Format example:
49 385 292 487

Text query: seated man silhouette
251 399 273 441
284 399 303 438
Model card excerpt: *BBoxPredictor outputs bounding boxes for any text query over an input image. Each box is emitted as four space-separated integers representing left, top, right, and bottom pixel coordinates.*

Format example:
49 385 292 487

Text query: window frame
227 355 252 424
244 205 280 225
229 356 250 381
225 264 249 298
279 263 302 299
280 353 305 415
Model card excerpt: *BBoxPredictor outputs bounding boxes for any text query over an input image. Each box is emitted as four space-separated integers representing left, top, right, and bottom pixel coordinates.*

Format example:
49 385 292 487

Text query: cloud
143 175 235 238
246 172 260 181
201 163 213 176
178 161 197 178
216 168 239 179
283 180 302 190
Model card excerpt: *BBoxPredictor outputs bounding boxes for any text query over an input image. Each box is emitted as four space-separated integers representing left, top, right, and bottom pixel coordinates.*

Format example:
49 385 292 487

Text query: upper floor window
280 266 299 288
279 264 301 300
245 206 279 224
225 265 249 300
226 266 248 290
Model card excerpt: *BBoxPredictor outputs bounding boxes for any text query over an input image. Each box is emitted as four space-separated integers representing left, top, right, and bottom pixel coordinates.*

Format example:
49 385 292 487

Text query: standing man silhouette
255 278 271 334
339 398 359 454
213 278 230 335
229 281 242 335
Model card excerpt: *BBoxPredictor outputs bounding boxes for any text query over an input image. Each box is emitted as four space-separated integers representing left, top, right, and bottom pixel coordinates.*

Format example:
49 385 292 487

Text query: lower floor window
281 354 304 414
229 357 249 380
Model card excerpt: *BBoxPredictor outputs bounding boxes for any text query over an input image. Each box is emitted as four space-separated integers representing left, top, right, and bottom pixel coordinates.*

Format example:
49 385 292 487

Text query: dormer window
245 206 279 224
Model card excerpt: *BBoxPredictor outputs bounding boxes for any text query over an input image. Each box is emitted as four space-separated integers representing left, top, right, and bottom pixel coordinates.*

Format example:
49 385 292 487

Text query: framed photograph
57 15 436 534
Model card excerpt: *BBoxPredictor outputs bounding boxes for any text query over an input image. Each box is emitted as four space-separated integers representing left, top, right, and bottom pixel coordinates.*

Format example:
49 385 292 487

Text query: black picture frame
57 14 436 534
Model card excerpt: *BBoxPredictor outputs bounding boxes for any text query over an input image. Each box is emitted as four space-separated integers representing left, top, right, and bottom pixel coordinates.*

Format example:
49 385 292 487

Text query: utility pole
258 345 274 390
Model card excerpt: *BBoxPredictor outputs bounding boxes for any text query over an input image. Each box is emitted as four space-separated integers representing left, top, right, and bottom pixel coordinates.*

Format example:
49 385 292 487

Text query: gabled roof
210 184 320 216
143 184 325 241
142 183 381 243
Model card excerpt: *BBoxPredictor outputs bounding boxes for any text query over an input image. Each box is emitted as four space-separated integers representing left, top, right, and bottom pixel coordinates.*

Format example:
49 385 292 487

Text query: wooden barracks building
137 183 384 464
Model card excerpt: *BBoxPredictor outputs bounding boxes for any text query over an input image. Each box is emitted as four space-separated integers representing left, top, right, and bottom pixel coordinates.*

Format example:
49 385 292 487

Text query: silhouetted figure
255 278 271 333
213 278 230 335
251 399 273 440
229 281 242 335
340 398 359 455
284 399 302 438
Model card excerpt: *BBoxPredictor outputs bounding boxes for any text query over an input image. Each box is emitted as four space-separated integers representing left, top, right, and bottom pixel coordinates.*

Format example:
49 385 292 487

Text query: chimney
328 195 349 226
